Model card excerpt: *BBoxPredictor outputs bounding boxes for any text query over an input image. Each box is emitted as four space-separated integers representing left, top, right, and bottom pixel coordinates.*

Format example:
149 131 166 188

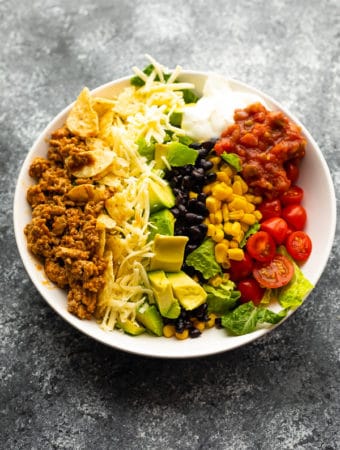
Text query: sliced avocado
148 209 175 241
117 319 145 336
136 303 163 336
166 271 207 311
154 142 198 171
149 234 189 272
148 179 175 213
148 270 181 319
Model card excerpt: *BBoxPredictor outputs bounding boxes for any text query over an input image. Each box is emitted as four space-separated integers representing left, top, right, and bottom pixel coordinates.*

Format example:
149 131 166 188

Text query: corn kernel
241 222 250 232
212 183 233 201
234 175 249 194
214 242 229 263
214 210 223 224
163 324 176 338
222 203 229 221
175 329 189 340
228 210 245 220
209 274 223 287
229 196 248 211
221 164 234 177
206 195 221 213
216 171 230 183
189 191 198 199
229 240 239 248
209 156 221 166
207 223 216 237
244 202 255 213
242 213 257 225
234 230 244 244
222 260 231 269
254 210 263 221
205 314 217 329
193 320 205 332
209 212 216 224
232 180 243 195
223 221 233 236
228 248 245 261
212 227 224 243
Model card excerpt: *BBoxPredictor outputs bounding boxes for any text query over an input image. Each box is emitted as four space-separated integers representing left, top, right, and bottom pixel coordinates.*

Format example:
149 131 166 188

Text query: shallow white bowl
14 72 337 358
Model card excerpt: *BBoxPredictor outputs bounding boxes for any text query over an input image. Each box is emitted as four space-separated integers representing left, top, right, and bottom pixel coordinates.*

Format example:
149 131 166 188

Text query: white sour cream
181 74 267 142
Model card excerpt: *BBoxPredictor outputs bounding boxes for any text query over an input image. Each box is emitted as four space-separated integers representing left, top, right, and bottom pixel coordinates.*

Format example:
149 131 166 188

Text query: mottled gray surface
1 0 339 449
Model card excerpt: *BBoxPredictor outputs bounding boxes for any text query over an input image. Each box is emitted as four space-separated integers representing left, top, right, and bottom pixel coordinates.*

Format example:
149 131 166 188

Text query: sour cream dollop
181 74 268 142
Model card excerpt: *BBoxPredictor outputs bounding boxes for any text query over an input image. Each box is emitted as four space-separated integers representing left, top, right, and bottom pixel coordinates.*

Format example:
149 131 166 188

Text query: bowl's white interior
13 72 337 358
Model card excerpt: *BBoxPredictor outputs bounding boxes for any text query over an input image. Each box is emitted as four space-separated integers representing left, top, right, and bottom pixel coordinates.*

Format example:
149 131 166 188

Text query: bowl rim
13 70 337 358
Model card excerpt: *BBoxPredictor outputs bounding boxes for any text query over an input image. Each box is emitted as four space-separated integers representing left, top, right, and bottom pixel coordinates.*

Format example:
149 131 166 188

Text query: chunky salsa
214 103 306 199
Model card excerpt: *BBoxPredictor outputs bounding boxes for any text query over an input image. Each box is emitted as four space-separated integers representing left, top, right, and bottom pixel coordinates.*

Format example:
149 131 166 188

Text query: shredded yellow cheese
93 58 191 331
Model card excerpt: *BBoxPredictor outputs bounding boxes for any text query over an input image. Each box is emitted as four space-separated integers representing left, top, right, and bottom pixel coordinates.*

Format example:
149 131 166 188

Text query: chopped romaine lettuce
221 302 288 336
276 246 314 308
204 280 240 315
221 152 242 172
185 238 222 280
240 222 260 248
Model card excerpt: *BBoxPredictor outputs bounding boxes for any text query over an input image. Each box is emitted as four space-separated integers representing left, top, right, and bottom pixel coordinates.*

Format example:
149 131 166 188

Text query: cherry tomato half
253 255 294 289
246 231 276 263
282 204 307 230
237 278 265 306
280 185 304 206
229 252 254 281
258 199 282 221
260 217 288 244
286 231 312 262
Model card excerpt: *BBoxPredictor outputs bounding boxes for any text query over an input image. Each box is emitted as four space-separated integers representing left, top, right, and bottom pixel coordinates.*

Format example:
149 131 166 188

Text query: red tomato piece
237 278 265 306
253 255 294 289
258 199 282 220
282 204 307 230
286 231 312 262
280 185 304 206
260 217 288 244
246 231 276 263
229 252 254 281
285 160 300 183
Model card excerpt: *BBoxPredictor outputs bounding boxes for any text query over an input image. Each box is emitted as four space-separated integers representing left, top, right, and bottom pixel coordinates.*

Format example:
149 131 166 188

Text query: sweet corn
234 175 248 194
229 196 248 211
206 195 221 213
192 320 205 332
228 210 244 220
212 227 224 243
212 183 233 201
242 213 257 225
254 210 263 221
216 171 230 183
214 210 223 224
163 324 176 338
214 242 229 263
232 180 243 195
229 240 239 248
207 223 216 237
209 274 224 287
189 191 198 199
175 329 189 340
222 203 229 221
227 248 245 261
205 314 217 328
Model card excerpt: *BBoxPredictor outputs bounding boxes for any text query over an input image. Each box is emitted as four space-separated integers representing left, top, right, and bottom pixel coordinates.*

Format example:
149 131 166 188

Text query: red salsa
214 103 306 199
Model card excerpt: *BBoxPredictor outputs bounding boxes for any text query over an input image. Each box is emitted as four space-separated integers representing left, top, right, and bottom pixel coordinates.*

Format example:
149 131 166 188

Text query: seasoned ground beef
25 126 108 319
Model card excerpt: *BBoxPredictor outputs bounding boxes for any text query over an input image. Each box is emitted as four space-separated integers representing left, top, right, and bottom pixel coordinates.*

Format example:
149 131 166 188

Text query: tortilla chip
67 149 115 178
66 87 99 137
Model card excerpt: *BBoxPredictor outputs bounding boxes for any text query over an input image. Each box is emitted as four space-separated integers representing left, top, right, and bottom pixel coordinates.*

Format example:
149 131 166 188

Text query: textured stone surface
1 0 339 449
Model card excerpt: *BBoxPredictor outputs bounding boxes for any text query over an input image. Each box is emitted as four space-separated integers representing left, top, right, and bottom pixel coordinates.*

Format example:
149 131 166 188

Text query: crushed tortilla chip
66 87 99 137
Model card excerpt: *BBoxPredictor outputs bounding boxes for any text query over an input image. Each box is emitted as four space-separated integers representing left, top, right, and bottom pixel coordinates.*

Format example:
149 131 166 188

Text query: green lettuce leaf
221 152 242 172
240 222 260 248
221 302 288 336
185 238 222 280
276 246 314 308
204 280 240 315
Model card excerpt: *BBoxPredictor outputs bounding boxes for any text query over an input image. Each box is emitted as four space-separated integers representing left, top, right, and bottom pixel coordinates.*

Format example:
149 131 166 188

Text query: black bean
189 328 202 338
186 243 199 254
205 172 217 183
200 159 213 171
182 175 191 189
201 140 217 151
197 192 207 203
188 225 203 242
215 317 223 328
171 207 180 218
185 213 204 225
178 204 187 215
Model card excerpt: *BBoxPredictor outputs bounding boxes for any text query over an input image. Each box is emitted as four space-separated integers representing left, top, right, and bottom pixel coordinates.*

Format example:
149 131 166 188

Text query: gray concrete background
1 0 339 449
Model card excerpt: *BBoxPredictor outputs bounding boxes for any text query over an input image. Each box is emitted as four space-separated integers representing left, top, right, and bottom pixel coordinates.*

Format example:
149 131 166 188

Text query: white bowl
14 72 337 358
